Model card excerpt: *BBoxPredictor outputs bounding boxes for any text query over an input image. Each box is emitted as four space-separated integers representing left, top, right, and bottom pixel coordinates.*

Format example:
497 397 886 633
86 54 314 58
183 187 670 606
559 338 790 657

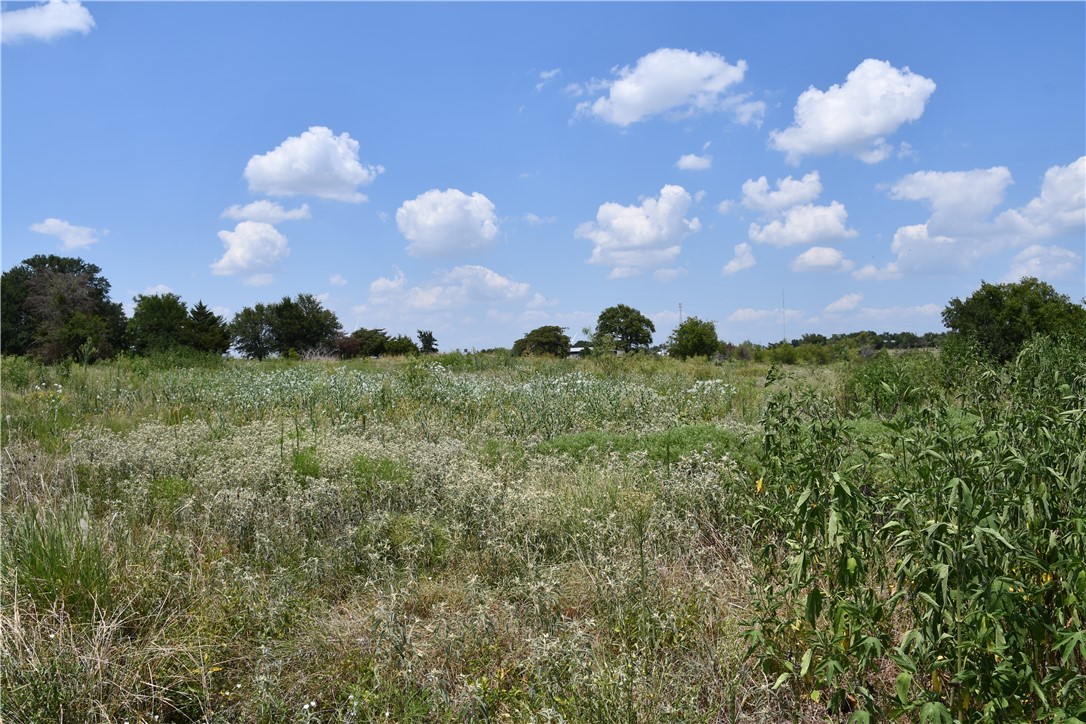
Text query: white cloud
574 48 761 127
1004 244 1082 282
329 273 347 287
852 263 902 281
576 184 701 277
2 0 94 44
210 221 290 277
716 200 734 214
890 167 1013 235
770 59 936 164
741 172 823 213
748 201 858 246
527 292 559 308
221 200 311 224
244 126 383 202
676 154 712 171
523 212 556 225
244 274 274 287
143 284 174 296
996 157 1086 238
29 217 100 249
791 246 855 272
535 68 561 91
397 188 500 258
369 268 406 298
855 303 941 322
824 293 863 313
722 242 756 275
369 265 530 312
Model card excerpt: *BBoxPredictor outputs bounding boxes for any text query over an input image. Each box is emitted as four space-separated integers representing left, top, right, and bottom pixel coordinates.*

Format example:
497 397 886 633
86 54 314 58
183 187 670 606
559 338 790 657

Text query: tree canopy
512 325 571 357
942 277 1086 362
596 304 655 353
417 330 438 355
128 293 188 354
1 255 125 362
183 301 231 355
667 317 719 360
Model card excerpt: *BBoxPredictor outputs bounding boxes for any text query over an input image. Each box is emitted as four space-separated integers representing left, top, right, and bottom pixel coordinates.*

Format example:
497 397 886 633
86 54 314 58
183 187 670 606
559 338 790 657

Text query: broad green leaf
895 671 913 705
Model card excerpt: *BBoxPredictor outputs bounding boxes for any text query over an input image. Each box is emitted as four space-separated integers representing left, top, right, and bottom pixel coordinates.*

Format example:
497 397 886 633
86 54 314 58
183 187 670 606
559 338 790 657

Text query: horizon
3 1 1084 351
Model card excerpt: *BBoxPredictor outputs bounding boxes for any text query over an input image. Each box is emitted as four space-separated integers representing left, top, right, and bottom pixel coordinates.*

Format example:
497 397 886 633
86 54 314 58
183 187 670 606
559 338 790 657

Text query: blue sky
4 1 1084 351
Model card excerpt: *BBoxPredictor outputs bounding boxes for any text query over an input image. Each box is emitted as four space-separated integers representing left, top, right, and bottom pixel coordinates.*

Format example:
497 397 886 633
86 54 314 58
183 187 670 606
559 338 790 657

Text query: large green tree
351 327 391 357
1 255 125 362
267 294 342 357
512 325 571 357
596 304 655 353
417 330 438 355
127 293 188 354
384 334 419 356
667 316 719 360
942 277 1086 363
230 304 273 360
183 301 231 354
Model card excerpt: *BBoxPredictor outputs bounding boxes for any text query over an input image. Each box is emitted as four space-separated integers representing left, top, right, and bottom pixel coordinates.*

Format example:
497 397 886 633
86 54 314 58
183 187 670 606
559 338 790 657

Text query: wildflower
755 478 764 494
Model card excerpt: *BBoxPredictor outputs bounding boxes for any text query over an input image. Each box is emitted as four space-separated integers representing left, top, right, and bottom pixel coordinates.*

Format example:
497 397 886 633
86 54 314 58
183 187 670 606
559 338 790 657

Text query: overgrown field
2 342 1083 722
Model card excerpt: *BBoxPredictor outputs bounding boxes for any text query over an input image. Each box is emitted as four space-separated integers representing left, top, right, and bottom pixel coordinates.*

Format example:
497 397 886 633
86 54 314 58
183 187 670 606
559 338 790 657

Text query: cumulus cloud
770 59 936 164
824 293 863 313
791 246 855 272
890 167 1013 235
996 157 1086 238
722 242 756 275
741 172 823 213
221 200 311 223
676 154 712 171
210 221 289 277
576 184 701 278
368 265 530 312
574 48 761 127
397 188 500 258
143 284 174 296
2 0 94 44
30 217 101 249
1004 245 1082 282
244 126 383 202
748 201 858 246
329 273 347 287
523 212 556 225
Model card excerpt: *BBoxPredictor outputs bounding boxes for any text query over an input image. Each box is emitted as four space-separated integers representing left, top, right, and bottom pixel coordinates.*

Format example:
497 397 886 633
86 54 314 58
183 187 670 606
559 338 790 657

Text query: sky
3 1 1084 351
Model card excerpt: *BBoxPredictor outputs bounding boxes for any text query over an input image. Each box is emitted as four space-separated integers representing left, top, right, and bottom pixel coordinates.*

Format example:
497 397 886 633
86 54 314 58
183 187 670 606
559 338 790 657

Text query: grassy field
2 342 1083 722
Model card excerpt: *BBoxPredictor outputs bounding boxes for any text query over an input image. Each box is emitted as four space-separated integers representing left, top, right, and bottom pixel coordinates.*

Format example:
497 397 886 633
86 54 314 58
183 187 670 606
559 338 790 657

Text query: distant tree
267 294 342 356
417 329 438 355
667 317 718 360
351 327 390 357
128 293 188 354
943 277 1086 363
335 334 362 359
512 325 571 357
596 304 655 353
183 301 231 354
384 334 419 356
230 303 273 360
1 255 125 362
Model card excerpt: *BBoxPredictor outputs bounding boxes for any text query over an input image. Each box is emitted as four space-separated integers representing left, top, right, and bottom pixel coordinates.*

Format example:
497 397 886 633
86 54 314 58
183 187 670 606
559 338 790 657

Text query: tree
128 293 188 354
267 294 342 356
183 301 231 354
417 329 438 355
942 277 1086 363
351 327 390 357
230 303 273 360
667 317 718 360
596 304 655 353
1 255 125 362
384 334 419 356
513 325 571 357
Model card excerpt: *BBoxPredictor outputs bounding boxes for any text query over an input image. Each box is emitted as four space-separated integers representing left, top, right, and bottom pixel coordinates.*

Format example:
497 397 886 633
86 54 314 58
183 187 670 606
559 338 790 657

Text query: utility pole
678 302 683 325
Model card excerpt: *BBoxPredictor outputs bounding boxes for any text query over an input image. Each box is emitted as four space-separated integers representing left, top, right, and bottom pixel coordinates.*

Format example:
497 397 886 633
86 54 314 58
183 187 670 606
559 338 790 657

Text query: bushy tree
418 329 438 355
1 255 125 362
942 277 1086 362
230 304 273 360
667 316 718 360
512 325 571 357
351 327 390 357
596 304 655 352
183 301 231 354
128 293 188 354
267 294 342 357
384 334 419 356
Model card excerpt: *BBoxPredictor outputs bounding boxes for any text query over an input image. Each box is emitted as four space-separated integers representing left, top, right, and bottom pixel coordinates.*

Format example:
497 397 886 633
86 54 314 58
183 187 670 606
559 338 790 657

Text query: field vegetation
2 331 1083 723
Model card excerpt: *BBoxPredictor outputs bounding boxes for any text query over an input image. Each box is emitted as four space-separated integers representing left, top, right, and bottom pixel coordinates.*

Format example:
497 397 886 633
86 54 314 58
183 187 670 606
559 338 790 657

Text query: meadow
2 341 1083 723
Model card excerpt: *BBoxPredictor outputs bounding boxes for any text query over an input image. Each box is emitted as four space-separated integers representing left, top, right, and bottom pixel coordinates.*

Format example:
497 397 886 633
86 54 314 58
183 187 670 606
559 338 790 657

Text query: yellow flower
756 478 764 494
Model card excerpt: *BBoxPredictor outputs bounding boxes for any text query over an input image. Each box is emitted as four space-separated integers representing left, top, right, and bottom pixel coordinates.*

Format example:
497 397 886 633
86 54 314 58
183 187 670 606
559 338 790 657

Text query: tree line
3 254 1083 365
